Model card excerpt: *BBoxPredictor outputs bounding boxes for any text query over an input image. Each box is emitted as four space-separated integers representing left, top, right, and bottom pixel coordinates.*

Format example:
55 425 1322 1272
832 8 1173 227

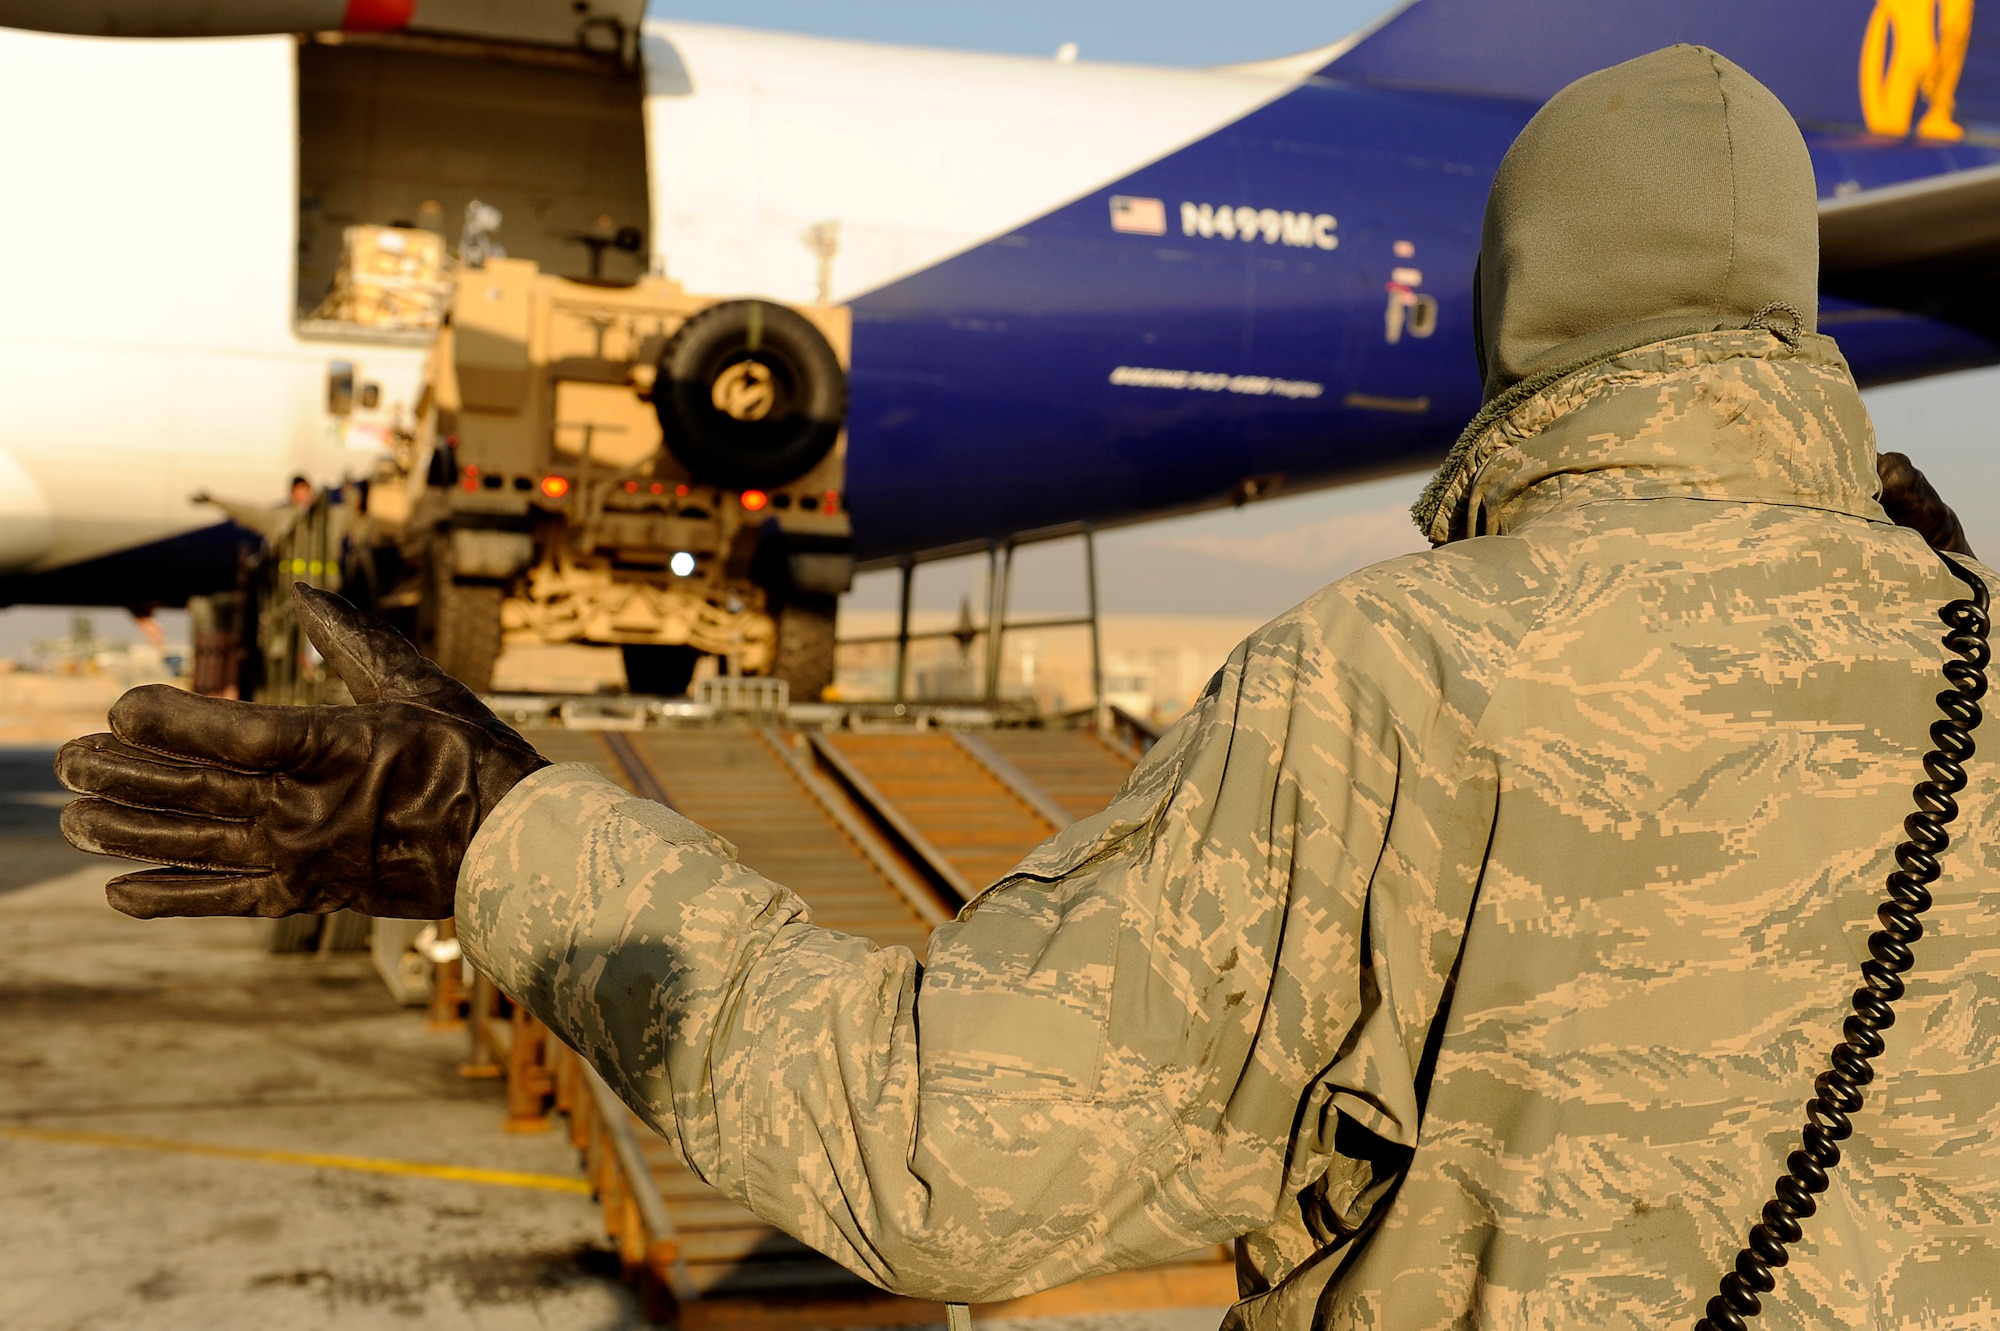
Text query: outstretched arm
457 614 1410 1303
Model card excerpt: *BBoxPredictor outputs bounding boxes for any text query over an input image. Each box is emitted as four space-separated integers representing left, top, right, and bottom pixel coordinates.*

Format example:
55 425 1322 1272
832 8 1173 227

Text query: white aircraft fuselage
0 17 1329 599
4 0 1997 599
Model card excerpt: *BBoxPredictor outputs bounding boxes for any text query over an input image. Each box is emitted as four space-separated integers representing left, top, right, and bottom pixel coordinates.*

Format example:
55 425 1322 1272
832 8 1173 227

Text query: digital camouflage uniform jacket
459 330 2000 1329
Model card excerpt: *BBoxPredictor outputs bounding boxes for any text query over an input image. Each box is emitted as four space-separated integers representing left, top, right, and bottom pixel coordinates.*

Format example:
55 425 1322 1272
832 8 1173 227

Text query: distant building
832 610 1265 725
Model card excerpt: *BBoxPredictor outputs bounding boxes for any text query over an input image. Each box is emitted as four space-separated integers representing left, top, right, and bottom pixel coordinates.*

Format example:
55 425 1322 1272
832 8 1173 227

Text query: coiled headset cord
1696 552 1990 1331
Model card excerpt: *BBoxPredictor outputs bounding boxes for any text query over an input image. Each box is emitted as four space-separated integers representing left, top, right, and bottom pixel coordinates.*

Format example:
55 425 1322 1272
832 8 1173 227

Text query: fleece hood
1413 44 1823 540
1474 44 1818 398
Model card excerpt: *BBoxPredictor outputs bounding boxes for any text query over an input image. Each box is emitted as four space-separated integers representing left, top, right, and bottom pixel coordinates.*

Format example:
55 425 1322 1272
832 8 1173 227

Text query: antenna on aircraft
459 200 505 268
802 221 840 305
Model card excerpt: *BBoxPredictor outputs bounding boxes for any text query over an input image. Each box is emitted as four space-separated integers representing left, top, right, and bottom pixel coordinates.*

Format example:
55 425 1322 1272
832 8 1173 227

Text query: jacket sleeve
455 607 1412 1303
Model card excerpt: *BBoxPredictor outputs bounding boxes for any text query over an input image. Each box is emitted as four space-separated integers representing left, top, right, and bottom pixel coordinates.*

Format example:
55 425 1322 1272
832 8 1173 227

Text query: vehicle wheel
772 593 837 702
656 300 846 490
418 542 504 692
268 915 322 953
621 644 700 696
433 581 502 692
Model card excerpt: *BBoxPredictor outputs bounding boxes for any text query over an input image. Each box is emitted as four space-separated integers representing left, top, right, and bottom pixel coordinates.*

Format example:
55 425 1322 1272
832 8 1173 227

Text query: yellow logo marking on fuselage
1861 0 1975 140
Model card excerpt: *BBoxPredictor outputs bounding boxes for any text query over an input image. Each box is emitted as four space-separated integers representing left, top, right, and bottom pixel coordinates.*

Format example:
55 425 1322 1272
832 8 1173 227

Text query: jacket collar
1415 330 1887 545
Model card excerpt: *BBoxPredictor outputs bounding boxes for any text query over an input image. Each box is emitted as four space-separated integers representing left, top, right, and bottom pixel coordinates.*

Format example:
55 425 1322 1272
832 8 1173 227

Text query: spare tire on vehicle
655 300 845 490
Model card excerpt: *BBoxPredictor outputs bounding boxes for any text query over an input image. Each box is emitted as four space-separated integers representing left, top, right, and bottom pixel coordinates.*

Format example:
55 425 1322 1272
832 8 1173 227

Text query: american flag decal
1109 195 1167 236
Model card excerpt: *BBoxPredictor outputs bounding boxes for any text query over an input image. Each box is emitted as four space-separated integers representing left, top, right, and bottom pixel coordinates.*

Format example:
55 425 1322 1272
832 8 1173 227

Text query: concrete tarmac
0 745 1226 1331
0 747 643 1331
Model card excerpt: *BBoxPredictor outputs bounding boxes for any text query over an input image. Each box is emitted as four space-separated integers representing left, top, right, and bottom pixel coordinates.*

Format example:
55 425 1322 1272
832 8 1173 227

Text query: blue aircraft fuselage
844 78 2000 560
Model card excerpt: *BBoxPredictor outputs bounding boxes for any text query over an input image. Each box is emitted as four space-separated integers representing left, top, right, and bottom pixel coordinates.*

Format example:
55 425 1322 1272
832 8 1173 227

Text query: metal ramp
809 731 1066 899
976 729 1141 822
631 729 946 952
471 721 1232 1326
527 728 947 952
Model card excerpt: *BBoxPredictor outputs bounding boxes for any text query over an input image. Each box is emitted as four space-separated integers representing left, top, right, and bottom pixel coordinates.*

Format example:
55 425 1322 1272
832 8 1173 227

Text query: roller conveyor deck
811 731 1061 898
977 729 1144 823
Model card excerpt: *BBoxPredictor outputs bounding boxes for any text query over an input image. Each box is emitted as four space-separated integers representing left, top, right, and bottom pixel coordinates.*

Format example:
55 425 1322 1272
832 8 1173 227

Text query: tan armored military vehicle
348 254 852 700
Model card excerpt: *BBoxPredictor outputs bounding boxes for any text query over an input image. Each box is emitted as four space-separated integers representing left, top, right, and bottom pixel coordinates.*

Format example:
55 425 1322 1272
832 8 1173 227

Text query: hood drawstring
1748 301 1805 348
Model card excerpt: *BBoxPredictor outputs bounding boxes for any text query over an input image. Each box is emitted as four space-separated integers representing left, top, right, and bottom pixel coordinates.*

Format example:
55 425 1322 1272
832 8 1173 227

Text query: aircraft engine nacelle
0 1 408 37
0 1 645 44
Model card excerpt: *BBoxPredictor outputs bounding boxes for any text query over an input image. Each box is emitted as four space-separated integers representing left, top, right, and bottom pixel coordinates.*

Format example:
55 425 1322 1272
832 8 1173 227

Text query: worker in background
53 47 1998 1330
189 474 318 544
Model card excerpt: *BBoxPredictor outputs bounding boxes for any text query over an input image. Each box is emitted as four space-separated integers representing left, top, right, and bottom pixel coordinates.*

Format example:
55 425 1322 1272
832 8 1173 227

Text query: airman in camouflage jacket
459 46 2000 1331
460 326 2000 1330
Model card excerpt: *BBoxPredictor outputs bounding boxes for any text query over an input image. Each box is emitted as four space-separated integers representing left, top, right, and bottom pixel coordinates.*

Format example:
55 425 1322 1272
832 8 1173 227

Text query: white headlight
670 551 696 577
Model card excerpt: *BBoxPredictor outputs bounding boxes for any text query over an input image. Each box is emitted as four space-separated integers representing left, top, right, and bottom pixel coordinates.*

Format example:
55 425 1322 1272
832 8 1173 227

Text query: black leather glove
57 584 548 921
1878 450 1976 558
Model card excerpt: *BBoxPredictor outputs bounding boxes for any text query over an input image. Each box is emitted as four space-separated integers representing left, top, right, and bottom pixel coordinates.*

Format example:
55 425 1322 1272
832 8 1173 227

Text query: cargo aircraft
0 0 1997 608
